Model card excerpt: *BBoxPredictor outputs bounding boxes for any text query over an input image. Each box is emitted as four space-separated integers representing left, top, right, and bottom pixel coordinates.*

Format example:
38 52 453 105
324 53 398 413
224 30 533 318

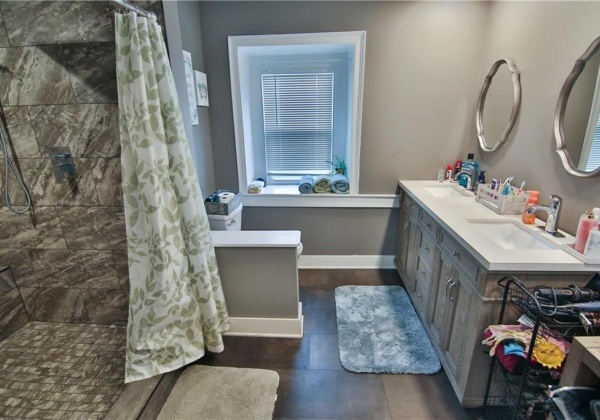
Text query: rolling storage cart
482 276 593 420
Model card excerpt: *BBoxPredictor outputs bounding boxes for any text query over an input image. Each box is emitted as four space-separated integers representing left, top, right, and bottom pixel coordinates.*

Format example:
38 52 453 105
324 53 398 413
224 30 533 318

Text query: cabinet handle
445 277 453 296
403 222 410 237
425 222 432 228
421 271 426 278
452 250 460 259
448 280 457 302
424 246 430 253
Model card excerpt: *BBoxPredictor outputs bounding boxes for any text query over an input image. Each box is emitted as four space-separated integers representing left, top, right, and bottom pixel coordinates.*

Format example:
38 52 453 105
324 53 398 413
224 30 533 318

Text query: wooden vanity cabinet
395 187 592 407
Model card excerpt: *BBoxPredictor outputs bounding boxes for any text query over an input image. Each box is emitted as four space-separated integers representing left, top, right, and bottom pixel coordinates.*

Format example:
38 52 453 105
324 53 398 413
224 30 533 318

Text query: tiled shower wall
0 1 163 325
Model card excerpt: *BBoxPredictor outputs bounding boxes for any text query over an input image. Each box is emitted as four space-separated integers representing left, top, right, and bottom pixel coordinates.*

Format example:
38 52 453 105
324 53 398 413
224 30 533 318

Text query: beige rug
157 365 279 420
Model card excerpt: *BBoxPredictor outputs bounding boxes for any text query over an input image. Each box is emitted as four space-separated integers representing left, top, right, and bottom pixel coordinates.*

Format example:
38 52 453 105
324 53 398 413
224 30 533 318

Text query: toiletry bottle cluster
439 152 484 187
574 208 600 258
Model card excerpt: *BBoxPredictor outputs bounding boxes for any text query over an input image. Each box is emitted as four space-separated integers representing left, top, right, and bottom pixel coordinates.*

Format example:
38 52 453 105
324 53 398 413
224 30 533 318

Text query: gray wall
199 1 490 193
196 0 600 254
164 0 216 196
478 1 600 234
243 207 398 255
197 1 489 255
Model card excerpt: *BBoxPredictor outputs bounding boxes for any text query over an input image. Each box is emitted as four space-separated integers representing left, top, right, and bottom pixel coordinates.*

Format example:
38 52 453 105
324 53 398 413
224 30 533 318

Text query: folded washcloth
331 174 349 194
298 176 314 194
313 176 331 193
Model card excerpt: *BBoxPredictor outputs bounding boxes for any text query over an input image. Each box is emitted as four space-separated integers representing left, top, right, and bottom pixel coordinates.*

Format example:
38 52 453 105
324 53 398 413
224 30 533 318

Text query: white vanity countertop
399 180 600 272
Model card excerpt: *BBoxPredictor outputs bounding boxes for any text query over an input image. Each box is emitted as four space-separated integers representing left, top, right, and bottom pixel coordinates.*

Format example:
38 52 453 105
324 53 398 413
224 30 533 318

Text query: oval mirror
476 59 521 153
555 36 600 177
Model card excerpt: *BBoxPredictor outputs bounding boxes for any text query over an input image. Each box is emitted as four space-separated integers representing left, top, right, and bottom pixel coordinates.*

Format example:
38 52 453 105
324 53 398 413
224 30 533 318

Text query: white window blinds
261 73 334 175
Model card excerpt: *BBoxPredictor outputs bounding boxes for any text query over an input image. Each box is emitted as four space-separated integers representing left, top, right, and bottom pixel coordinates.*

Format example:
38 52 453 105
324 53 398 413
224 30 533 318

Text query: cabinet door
443 273 474 381
396 206 417 288
430 251 454 348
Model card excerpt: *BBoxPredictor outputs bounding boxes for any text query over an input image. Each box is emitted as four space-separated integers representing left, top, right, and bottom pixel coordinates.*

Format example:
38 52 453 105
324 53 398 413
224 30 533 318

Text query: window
262 72 334 178
228 32 366 195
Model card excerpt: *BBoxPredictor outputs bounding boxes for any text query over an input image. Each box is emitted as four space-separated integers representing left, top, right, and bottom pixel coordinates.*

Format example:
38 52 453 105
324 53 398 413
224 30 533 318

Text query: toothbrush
517 181 526 195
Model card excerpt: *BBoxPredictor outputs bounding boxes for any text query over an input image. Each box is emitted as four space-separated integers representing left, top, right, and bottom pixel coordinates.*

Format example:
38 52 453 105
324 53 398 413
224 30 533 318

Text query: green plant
326 156 347 175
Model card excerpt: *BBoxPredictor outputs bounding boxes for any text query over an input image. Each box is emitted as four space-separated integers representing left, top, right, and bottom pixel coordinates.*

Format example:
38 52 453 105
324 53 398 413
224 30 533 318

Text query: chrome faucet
526 194 564 237
453 169 477 192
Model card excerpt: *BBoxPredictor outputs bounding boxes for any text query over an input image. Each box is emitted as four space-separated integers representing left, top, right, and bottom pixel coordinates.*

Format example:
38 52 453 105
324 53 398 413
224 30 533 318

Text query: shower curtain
115 12 229 383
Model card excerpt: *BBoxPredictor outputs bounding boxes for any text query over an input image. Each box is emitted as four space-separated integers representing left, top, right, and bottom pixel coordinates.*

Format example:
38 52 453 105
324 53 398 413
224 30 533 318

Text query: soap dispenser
522 191 539 225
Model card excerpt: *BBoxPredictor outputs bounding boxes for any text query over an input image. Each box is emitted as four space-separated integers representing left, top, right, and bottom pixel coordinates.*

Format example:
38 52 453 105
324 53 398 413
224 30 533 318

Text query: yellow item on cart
532 341 565 369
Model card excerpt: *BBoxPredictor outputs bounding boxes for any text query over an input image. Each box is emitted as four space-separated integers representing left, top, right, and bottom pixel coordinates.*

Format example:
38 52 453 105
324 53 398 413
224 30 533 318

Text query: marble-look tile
20 287 87 323
29 104 119 158
0 289 29 341
0 158 100 206
3 106 40 158
31 249 121 289
64 43 117 104
91 159 123 207
0 206 67 249
58 207 126 250
82 289 129 325
112 250 130 290
0 46 75 106
0 1 112 46
0 9 9 47
0 267 16 296
0 249 38 287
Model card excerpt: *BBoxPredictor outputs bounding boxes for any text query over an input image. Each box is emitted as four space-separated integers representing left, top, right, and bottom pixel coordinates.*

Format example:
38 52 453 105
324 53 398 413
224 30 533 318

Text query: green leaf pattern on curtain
115 12 229 383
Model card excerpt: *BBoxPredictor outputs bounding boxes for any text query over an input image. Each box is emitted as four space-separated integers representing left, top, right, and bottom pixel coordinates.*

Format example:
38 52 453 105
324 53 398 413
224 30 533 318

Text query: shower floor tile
0 322 126 419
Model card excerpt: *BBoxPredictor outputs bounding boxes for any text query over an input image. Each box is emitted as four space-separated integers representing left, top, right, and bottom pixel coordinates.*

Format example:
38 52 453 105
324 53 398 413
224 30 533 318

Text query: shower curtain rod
110 0 157 19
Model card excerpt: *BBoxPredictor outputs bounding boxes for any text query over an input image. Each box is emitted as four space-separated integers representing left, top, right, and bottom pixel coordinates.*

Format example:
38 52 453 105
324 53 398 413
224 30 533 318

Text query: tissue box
204 190 241 215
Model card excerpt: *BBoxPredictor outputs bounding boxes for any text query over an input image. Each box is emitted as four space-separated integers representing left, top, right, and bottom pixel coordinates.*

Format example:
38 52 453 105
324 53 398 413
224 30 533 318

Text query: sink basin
423 184 472 198
467 220 559 251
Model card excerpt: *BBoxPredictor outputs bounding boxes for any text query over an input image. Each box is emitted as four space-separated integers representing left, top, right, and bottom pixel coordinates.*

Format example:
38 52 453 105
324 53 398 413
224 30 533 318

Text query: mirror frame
476 59 522 153
554 36 600 178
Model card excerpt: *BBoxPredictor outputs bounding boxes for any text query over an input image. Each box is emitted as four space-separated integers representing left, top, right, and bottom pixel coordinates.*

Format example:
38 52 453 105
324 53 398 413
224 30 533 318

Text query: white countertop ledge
399 180 600 273
211 230 301 248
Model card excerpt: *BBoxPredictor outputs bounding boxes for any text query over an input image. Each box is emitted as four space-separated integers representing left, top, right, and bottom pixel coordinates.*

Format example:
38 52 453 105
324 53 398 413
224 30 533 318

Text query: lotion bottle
574 209 598 254
584 227 600 259
522 191 539 225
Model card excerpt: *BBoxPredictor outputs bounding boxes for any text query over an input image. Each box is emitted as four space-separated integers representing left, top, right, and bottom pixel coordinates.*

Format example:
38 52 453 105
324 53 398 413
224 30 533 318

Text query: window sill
241 186 399 208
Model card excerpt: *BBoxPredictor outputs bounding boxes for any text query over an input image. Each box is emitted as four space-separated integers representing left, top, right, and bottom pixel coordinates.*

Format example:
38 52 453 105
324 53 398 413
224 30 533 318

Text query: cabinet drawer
440 232 478 280
419 211 439 238
402 193 418 215
418 230 436 263
415 252 434 290
414 275 430 311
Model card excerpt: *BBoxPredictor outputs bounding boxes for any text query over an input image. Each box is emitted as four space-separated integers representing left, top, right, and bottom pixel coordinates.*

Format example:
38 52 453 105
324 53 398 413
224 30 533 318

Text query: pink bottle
574 209 598 254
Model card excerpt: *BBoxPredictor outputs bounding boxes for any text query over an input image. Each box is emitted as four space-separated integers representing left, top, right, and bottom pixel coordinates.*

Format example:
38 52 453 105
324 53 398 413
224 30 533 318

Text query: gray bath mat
157 365 279 420
335 285 441 374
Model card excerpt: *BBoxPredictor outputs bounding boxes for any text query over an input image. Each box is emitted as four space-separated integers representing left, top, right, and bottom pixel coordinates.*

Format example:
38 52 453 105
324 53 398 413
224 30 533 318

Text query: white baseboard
298 255 395 269
224 303 303 338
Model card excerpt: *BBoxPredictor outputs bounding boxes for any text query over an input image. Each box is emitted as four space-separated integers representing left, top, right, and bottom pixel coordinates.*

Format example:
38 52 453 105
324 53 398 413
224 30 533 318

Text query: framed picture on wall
183 50 199 125
195 71 209 107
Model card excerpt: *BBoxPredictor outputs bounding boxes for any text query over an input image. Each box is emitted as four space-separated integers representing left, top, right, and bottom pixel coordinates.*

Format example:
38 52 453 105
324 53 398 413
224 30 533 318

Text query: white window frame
228 31 366 198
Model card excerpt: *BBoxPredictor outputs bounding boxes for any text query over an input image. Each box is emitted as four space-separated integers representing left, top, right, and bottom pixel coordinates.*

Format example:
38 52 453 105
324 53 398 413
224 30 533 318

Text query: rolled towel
331 174 349 194
313 176 331 193
298 175 314 194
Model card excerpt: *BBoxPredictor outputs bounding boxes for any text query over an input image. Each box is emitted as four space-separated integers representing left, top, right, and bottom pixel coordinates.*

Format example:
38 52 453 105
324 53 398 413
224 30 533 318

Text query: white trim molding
299 255 396 269
241 193 399 208
224 303 304 338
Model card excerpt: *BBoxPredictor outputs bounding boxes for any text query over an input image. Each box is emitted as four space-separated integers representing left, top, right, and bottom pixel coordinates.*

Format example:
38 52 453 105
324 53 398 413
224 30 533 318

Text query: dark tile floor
196 269 480 420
